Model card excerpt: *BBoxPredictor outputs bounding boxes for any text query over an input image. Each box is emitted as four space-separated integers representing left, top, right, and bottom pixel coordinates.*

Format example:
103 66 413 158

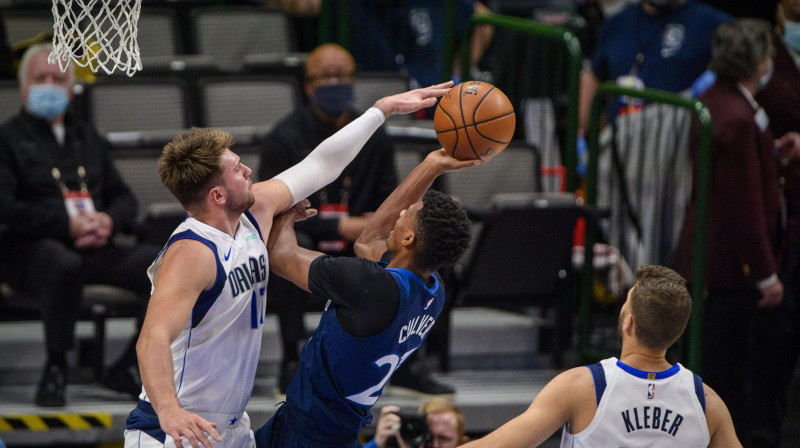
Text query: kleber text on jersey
621 406 684 436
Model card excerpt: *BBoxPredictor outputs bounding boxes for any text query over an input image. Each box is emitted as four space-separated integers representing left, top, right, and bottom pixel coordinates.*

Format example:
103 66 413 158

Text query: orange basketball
433 81 515 161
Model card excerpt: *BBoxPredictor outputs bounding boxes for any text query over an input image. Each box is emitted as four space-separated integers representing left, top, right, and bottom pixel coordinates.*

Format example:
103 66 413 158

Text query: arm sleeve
309 255 400 337
274 107 385 205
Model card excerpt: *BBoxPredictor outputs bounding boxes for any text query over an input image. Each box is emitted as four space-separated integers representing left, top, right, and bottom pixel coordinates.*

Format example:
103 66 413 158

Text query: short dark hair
159 127 234 211
709 19 772 82
629 265 692 350
412 190 471 272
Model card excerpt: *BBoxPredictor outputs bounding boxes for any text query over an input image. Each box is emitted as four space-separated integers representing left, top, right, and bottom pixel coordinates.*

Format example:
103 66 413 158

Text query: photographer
366 399 469 448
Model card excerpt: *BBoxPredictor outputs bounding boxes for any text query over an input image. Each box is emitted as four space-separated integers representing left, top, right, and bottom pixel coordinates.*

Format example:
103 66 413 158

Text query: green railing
458 13 582 192
580 82 712 373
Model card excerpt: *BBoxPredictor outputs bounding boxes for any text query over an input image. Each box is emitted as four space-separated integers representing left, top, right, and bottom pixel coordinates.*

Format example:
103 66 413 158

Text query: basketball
434 81 515 161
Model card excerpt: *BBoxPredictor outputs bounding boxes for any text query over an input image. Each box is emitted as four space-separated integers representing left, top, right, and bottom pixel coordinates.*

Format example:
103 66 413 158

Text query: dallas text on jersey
228 255 267 297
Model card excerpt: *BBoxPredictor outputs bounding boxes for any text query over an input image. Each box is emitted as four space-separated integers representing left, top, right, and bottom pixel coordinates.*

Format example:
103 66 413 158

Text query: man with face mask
753 1 800 446
259 43 454 398
674 18 800 447
0 43 160 407
577 0 732 135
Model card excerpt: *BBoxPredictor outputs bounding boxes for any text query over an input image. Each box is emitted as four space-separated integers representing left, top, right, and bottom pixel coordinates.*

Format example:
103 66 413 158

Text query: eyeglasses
306 71 356 83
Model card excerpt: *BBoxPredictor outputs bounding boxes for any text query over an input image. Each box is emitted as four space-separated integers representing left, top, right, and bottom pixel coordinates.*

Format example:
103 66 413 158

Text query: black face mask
311 83 355 117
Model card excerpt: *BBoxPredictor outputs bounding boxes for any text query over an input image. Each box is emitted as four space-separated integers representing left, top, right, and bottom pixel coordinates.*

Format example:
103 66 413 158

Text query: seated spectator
0 43 160 407
365 398 469 448
260 43 454 396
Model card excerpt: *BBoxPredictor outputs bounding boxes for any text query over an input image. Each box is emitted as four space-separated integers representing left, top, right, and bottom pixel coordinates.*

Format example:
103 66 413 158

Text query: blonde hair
419 398 465 440
159 127 234 211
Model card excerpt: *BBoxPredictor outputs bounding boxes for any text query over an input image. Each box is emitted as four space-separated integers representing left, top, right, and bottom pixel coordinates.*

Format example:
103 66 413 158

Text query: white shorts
124 410 255 448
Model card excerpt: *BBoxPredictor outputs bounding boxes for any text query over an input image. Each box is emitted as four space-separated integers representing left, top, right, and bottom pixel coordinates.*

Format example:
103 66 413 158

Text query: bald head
304 44 356 87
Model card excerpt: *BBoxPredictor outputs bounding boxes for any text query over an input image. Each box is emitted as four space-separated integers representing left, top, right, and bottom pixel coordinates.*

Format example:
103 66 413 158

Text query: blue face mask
27 84 70 121
311 83 355 117
784 20 800 53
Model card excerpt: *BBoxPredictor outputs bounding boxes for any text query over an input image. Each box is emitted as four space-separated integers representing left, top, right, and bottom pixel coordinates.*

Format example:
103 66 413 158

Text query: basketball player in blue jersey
253 149 478 448
123 82 454 448
459 264 741 448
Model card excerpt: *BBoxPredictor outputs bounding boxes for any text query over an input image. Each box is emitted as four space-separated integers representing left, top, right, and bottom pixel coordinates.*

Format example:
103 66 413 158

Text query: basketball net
49 0 142 77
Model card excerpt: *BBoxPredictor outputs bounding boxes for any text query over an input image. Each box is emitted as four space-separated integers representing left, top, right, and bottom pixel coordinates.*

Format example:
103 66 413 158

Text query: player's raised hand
425 148 483 173
373 81 454 118
291 198 317 222
159 407 221 448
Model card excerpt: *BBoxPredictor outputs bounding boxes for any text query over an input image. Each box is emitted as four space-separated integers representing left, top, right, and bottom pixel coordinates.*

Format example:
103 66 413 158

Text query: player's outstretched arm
266 199 322 292
355 149 479 261
250 82 456 227
705 383 743 448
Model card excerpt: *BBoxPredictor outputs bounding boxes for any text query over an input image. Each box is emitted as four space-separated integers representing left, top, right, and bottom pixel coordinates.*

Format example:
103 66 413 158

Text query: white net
49 0 142 77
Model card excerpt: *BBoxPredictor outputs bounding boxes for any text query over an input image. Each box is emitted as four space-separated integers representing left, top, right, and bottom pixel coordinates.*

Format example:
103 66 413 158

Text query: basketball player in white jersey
460 265 741 448
123 81 454 448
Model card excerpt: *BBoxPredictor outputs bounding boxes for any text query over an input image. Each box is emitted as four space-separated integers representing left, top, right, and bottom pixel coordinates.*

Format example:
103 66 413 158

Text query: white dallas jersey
561 357 709 448
141 211 268 415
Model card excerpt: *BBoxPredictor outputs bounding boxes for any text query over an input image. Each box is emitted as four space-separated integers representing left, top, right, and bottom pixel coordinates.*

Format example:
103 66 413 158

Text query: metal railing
579 82 712 373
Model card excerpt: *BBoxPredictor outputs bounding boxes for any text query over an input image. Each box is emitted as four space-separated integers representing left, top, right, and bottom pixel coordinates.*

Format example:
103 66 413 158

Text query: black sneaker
36 364 66 407
276 361 299 397
101 364 141 399
390 359 455 396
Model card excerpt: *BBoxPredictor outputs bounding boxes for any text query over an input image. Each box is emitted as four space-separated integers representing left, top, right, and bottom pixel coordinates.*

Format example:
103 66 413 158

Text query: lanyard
51 165 89 193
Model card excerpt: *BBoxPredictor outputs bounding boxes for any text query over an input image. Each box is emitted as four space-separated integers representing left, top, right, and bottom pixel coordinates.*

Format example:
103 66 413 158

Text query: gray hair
17 43 75 87
709 18 772 82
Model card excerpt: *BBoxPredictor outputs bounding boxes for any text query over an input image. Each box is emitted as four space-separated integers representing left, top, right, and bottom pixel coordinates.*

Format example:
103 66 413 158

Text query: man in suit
674 19 800 446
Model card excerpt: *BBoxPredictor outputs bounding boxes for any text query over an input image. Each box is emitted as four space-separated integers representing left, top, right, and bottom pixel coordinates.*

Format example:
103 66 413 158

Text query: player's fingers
200 421 221 443
188 427 215 448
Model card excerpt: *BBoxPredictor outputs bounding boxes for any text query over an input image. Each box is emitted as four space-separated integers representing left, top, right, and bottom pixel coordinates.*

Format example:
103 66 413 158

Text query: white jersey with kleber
141 211 268 415
560 357 710 448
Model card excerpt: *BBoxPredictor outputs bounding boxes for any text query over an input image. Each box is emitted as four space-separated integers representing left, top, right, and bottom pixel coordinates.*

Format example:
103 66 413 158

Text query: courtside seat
0 282 141 381
189 6 295 72
84 76 194 148
197 75 301 145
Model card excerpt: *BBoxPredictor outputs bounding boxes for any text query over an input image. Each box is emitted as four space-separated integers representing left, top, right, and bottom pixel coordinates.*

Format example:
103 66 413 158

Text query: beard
229 189 256 214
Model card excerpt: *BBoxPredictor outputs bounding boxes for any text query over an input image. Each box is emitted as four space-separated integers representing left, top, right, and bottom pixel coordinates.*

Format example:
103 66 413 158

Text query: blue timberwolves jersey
285 258 445 445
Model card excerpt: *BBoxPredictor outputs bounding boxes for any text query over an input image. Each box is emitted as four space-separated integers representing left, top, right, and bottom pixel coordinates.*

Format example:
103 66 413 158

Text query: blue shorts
254 404 361 448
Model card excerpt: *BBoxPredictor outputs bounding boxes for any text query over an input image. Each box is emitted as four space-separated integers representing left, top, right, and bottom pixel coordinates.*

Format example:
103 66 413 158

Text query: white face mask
784 19 800 53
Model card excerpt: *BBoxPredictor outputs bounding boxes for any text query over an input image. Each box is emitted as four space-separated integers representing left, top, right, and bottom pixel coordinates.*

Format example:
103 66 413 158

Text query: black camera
386 410 430 447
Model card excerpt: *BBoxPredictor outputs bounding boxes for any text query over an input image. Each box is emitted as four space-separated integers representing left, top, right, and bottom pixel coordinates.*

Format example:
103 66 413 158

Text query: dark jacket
757 31 800 244
0 110 138 244
675 80 782 289
259 106 397 244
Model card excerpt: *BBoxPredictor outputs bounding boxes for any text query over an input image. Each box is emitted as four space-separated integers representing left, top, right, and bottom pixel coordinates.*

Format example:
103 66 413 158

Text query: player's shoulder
548 365 596 392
